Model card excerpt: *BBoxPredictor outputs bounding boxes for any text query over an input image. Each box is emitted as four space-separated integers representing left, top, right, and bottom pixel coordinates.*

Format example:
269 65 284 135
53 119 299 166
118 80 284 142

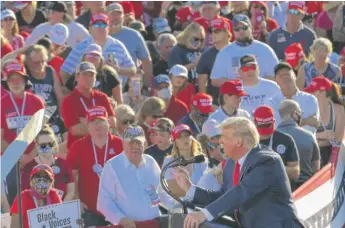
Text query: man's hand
317 130 336 140
120 217 136 228
184 211 207 228
174 167 192 193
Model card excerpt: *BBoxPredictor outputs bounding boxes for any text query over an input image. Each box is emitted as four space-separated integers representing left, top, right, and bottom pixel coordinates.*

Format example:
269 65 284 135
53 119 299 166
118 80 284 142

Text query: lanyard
9 92 27 117
92 136 109 167
80 97 95 111
189 114 201 134
269 135 273 149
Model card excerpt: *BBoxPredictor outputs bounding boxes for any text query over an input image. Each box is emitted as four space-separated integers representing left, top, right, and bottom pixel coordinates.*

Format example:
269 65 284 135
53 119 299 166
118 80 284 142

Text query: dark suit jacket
192 145 304 228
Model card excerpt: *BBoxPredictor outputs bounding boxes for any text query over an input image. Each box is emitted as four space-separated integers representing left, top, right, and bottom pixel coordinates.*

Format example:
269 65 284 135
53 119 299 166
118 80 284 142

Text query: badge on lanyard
145 185 161 207
93 164 103 174
51 166 60 175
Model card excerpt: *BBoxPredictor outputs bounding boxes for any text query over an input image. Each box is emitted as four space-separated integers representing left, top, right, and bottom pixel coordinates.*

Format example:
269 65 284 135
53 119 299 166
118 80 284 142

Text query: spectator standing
10 165 62 228
153 33 177 76
223 1 249 21
162 124 208 197
152 74 189 124
253 106 300 182
304 76 345 166
211 14 279 85
1 9 24 50
14 1 47 33
238 55 281 114
107 3 153 87
65 44 122 105
268 1 317 60
24 1 89 48
97 125 164 226
297 38 342 89
197 18 231 104
174 2 201 30
205 80 251 126
270 62 320 134
21 125 74 201
145 118 174 168
61 13 135 86
66 106 123 227
278 100 321 190
267 1 288 27
284 42 307 75
179 93 214 137
1 60 45 204
61 62 116 149
76 1 105 29
168 22 205 84
169 64 195 109
114 104 135 138
123 70 148 112
332 3 345 53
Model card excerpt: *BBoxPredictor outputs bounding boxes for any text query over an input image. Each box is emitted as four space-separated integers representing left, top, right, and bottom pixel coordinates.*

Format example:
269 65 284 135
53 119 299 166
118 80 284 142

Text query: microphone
170 155 205 168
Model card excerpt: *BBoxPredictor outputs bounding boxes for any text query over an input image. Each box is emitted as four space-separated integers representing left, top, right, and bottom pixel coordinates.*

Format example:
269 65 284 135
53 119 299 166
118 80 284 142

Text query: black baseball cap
49 2 67 13
274 62 293 76
240 55 257 67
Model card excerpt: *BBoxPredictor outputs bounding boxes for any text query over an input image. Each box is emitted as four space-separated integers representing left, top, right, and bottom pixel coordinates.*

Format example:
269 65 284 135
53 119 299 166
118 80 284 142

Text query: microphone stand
160 156 194 215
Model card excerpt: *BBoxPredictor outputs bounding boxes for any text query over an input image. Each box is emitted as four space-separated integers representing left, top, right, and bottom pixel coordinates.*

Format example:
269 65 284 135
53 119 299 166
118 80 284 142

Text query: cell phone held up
131 77 141 97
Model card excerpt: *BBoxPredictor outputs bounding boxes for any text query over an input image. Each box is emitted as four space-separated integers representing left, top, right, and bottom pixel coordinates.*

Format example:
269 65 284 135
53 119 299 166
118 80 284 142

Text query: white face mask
157 88 172 100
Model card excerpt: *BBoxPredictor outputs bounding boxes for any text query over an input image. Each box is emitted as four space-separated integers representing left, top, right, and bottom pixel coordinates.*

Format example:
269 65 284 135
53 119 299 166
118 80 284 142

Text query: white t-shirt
268 90 320 134
25 21 89 47
205 106 251 127
210 40 279 80
240 78 281 114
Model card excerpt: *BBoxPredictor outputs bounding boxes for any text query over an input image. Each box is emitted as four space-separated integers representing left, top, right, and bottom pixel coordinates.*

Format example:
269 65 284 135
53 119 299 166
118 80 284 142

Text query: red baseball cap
251 1 267 7
4 60 28 79
90 13 109 25
303 76 332 94
253 106 275 136
220 80 248 96
87 106 109 122
175 6 192 24
210 18 231 32
171 124 192 141
288 1 305 13
284 43 305 68
192 93 214 114
30 164 54 180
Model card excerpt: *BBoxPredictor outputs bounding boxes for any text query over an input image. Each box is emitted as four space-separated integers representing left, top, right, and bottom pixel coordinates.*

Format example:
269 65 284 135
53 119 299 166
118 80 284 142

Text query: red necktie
233 161 241 186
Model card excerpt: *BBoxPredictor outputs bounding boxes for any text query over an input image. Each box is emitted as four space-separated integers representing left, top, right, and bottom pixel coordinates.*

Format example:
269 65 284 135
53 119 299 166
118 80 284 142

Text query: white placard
28 200 81 228
1 213 11 228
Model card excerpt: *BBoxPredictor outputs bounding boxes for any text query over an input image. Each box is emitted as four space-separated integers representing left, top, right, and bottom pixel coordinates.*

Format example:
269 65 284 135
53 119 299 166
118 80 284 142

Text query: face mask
195 111 209 126
157 88 172 100
190 39 201 49
32 177 50 195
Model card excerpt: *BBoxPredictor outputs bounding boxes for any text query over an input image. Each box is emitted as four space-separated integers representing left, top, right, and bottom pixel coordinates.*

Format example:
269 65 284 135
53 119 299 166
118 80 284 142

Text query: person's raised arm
296 64 306 90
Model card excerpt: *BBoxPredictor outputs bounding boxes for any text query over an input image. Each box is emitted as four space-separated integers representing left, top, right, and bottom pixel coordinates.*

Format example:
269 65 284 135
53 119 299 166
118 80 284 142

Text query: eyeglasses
234 26 249 32
92 23 107 29
122 119 135 125
3 17 15 21
39 142 55 149
288 9 302 16
192 37 204 42
241 65 257 72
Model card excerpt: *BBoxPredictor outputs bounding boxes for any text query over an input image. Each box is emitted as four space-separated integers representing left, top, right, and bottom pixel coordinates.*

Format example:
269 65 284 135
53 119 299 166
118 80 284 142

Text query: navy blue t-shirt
145 144 173 168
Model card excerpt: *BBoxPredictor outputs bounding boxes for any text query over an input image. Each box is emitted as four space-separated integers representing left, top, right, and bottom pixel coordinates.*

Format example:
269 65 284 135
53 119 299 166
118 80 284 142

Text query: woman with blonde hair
168 22 205 83
136 97 166 145
297 38 342 89
1 9 24 51
162 124 208 197
114 104 136 138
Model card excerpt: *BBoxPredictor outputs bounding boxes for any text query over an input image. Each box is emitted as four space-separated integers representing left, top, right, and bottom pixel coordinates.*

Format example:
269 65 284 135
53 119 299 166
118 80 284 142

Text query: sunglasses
234 25 249 32
192 37 204 42
211 29 224 34
207 142 221 150
34 174 50 179
152 114 164 119
39 142 55 149
92 23 107 29
3 17 15 21
85 53 101 59
288 9 302 16
252 4 265 10
122 119 135 125
241 65 257 72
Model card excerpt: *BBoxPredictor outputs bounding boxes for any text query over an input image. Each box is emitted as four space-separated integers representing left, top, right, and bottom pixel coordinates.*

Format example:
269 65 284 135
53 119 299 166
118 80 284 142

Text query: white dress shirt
97 152 162 225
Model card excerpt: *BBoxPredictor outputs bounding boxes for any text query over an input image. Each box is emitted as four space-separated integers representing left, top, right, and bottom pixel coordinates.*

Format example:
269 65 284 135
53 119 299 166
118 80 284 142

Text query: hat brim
236 91 248 97
198 106 214 114
303 86 316 94
91 20 109 25
30 170 54 180
173 129 192 141
88 116 108 122
127 136 146 143
257 125 274 136
79 69 97 74
241 62 257 67
6 71 28 79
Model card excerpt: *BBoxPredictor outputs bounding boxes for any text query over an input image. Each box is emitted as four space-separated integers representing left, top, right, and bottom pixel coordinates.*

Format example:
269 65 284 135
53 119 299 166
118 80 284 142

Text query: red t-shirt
165 96 189 124
21 158 74 199
176 83 195 110
1 92 45 154
10 189 62 228
48 56 64 85
61 89 115 149
1 43 13 58
66 133 123 213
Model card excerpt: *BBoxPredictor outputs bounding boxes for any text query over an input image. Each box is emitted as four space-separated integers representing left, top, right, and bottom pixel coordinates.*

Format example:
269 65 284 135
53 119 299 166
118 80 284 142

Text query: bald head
279 100 302 121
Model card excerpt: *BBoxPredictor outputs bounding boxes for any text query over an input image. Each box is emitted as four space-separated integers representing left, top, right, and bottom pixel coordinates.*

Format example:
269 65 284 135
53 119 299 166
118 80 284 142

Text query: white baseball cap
169 64 188 78
1 9 16 21
50 23 69 45
202 119 221 138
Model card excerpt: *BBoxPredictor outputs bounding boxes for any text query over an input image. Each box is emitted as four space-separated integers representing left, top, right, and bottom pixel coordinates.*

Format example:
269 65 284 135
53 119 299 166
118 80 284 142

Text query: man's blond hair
219 117 259 148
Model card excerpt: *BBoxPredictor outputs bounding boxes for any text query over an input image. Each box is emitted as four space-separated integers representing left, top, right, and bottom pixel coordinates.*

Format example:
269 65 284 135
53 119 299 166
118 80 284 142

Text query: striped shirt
61 35 135 76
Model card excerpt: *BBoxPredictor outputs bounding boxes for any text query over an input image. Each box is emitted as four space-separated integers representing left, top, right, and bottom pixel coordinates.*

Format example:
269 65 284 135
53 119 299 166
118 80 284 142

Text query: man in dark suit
174 117 304 228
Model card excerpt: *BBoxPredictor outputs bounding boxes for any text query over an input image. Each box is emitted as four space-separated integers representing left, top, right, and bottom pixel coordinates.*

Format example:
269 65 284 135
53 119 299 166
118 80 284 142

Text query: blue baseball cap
232 14 251 27
152 17 171 34
153 74 171 88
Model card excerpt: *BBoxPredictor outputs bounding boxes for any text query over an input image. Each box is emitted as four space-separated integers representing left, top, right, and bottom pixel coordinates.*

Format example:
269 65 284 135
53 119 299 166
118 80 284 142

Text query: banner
28 200 81 228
